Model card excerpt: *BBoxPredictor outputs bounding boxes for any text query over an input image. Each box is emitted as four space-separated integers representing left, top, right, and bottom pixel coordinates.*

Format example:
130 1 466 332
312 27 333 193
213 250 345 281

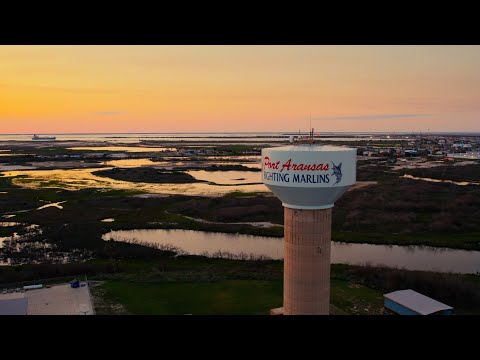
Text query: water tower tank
262 145 356 209
262 145 357 315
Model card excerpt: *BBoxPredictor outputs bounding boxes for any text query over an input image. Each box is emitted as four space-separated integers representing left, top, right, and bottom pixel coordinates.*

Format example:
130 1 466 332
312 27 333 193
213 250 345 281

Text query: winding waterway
103 229 480 274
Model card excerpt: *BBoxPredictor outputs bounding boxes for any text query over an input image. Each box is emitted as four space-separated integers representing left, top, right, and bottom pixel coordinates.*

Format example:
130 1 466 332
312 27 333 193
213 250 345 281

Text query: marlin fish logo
331 162 343 185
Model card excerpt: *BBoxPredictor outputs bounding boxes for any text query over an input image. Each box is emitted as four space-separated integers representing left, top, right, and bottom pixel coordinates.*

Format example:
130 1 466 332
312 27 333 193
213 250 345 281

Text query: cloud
95 111 123 116
311 113 433 121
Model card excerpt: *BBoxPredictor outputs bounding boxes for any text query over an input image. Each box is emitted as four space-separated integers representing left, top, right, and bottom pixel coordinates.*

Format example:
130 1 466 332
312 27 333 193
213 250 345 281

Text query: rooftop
0 282 94 315
384 289 453 315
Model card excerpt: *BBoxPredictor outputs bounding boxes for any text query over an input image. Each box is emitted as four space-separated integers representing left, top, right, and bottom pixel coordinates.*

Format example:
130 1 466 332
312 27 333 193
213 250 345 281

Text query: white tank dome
262 145 357 209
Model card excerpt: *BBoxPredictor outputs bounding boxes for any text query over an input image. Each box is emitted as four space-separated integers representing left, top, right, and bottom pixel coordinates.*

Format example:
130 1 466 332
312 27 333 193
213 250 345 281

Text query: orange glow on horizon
1 45 480 133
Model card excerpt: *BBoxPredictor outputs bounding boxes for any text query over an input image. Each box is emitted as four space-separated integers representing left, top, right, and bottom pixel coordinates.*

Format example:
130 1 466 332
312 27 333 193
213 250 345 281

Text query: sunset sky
1 45 479 134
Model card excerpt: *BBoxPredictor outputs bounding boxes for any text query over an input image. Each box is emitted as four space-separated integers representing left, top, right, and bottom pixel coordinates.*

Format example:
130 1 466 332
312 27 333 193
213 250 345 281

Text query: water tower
262 145 356 315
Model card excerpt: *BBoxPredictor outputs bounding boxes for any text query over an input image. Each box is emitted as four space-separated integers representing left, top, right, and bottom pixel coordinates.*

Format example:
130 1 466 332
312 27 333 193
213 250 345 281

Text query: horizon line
2 131 480 136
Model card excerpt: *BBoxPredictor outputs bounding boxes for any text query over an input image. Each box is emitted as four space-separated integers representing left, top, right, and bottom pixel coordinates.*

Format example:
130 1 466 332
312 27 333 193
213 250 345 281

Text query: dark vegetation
332 264 480 314
356 159 399 181
92 167 205 184
170 194 283 224
3 162 480 251
333 176 480 249
1 260 478 314
184 164 260 172
0 225 24 237
402 162 480 182
211 144 265 155
0 176 283 264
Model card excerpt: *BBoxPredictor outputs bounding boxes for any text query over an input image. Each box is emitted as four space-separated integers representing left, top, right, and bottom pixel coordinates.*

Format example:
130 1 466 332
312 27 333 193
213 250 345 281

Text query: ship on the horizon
32 134 56 141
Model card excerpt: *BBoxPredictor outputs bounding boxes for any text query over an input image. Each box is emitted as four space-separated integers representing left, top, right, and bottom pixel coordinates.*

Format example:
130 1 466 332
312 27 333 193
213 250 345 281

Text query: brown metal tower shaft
283 207 332 315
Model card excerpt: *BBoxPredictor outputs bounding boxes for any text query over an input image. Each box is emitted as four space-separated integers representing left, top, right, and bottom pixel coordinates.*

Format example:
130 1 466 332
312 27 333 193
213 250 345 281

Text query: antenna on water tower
310 112 312 139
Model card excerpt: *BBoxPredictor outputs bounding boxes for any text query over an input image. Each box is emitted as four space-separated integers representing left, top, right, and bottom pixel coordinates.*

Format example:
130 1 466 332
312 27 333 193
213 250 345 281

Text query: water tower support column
284 207 332 315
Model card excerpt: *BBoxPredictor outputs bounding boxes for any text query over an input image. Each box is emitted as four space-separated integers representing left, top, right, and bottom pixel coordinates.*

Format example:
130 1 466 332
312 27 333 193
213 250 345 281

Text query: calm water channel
103 229 480 274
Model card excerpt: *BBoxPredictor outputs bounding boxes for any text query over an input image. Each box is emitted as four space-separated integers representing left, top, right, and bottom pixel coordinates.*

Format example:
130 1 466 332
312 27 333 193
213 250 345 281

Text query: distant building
0 280 94 315
453 143 472 149
447 151 480 159
0 296 28 315
384 289 454 315
404 150 418 156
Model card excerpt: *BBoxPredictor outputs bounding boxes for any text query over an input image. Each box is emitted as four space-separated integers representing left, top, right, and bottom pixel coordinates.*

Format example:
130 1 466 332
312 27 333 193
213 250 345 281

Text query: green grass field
93 278 384 315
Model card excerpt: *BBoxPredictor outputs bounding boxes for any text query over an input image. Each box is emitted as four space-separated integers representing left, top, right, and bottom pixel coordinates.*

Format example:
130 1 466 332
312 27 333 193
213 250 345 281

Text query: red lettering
280 159 292 172
267 157 331 172
278 160 331 172
263 156 279 170
263 156 280 170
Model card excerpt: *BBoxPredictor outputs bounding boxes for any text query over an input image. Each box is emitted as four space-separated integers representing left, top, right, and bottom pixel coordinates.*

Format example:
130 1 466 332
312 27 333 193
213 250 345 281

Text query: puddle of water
0 232 21 245
103 159 167 167
0 222 22 227
402 174 479 186
0 224 41 247
68 146 176 153
36 201 66 210
187 170 261 185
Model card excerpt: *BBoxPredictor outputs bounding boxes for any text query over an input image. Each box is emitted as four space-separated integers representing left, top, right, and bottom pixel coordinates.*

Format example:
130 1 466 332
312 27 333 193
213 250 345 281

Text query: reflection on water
101 218 115 222
3 168 269 196
0 224 41 247
0 222 22 227
0 165 37 171
104 159 167 167
36 201 66 210
402 174 480 186
0 154 25 157
187 170 261 185
104 229 284 260
103 229 480 274
67 146 176 152
0 223 93 266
